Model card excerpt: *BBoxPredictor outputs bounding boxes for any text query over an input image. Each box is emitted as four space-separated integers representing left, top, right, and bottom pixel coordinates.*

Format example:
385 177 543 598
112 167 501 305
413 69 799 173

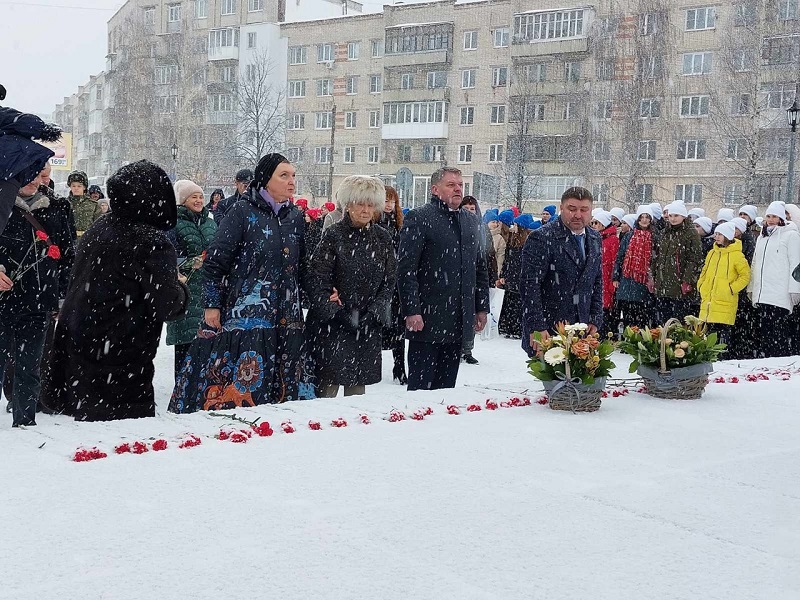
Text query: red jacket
600 225 620 310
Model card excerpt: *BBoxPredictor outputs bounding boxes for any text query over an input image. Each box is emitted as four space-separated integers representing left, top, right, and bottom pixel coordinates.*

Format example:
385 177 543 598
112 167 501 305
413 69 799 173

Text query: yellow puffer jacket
697 239 751 325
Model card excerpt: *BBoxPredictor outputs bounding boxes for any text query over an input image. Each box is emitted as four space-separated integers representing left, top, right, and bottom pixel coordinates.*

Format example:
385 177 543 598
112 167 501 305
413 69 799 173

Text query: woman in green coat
167 180 217 377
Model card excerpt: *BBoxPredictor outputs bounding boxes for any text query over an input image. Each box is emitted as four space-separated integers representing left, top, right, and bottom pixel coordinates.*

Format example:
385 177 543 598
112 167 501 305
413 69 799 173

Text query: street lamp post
787 98 799 205
171 142 178 181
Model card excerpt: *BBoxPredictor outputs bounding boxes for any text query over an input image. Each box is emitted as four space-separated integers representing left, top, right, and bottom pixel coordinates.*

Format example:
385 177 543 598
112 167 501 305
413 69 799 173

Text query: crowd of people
2 100 800 426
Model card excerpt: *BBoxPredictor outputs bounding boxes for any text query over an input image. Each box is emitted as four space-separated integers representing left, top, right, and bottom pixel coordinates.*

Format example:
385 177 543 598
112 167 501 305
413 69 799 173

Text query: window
245 63 256 81
383 101 447 124
317 43 333 62
490 105 506 124
593 141 611 161
733 48 755 72
593 183 610 205
247 32 257 49
427 71 447 89
677 139 706 160
397 145 412 162
458 144 473 163
763 83 796 109
686 7 715 30
144 6 155 29
315 111 333 129
763 35 800 65
513 9 587 42
727 138 748 160
680 95 710 117
316 79 333 97
762 135 790 160
639 98 661 118
528 102 546 121
154 65 178 85
733 2 756 26
191 99 205 116
369 110 380 128
675 184 702 204
288 80 306 98
314 146 332 164
491 67 508 87
95 86 103 101
248 0 263 11
158 95 178 113
682 52 713 75
221 65 235 82
595 101 612 120
209 28 239 49
221 0 236 15
639 12 657 35
289 113 305 130
371 39 384 57
493 27 510 47
460 106 474 125
347 41 360 60
343 146 356 163
489 144 504 162
637 140 657 161
207 94 233 112
288 46 307 65
596 59 614 81
315 179 330 197
400 73 414 90
345 111 357 128
368 146 379 163
385 23 453 54
195 0 207 19
779 0 800 20
635 183 654 203
564 61 581 82
723 184 745 206
561 101 577 121
370 74 382 93
422 144 444 162
730 94 751 115
461 68 476 89
525 63 547 83
167 3 181 30
286 147 303 163
346 76 358 95
639 55 663 80
464 30 478 50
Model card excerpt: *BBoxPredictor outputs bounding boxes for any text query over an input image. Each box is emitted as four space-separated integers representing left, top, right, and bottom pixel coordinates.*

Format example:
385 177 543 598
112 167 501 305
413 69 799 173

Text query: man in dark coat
42 160 188 421
0 168 75 427
212 168 253 222
397 167 490 391
520 186 603 357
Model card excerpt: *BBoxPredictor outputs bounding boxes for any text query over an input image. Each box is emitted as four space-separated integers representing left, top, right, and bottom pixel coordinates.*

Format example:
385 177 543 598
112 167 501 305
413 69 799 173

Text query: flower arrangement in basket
527 322 615 412
618 316 726 400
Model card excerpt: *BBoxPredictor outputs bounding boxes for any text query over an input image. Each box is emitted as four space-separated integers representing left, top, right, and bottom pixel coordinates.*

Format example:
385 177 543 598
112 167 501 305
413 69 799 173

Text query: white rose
544 347 567 366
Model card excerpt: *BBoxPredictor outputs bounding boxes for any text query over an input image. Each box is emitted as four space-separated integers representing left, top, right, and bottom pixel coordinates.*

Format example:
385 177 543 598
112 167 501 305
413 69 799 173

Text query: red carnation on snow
179 435 202 449
727 376 739 384
331 418 347 428
229 431 249 443
410 410 425 421
253 422 274 437
308 420 322 430
535 396 548 405
152 439 168 451
713 376 725 383
47 245 61 260
132 441 149 454
423 407 433 416
446 405 460 415
114 443 132 454
485 400 498 410
73 447 108 462
35 230 49 241
359 414 371 425
281 421 296 434
388 410 406 422
467 404 481 412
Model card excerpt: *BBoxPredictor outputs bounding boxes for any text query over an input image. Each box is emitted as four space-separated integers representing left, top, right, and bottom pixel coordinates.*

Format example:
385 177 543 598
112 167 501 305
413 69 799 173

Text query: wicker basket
543 377 606 413
637 318 712 400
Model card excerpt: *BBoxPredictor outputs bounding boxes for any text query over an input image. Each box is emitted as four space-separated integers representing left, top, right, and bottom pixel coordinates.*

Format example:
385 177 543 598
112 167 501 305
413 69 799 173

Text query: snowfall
1 331 798 600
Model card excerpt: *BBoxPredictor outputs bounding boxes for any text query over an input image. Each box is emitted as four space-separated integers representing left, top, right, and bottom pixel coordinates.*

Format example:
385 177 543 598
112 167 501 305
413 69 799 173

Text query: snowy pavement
1 335 798 599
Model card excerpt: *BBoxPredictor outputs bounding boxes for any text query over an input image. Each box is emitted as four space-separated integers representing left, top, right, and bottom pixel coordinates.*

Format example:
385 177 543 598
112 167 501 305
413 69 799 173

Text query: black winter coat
0 192 75 317
397 197 490 345
211 190 243 223
307 215 397 386
520 217 603 355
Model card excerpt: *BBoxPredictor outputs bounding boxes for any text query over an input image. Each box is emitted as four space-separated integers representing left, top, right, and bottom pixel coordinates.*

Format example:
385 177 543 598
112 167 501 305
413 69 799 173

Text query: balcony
518 120 585 137
383 49 450 68
382 88 449 103
209 45 239 61
511 37 589 58
382 122 448 140
207 111 237 125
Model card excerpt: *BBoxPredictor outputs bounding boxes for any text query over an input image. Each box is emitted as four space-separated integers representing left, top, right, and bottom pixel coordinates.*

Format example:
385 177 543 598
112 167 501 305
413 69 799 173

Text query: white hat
765 201 786 219
636 204 653 218
756 216 764 227
622 214 637 230
609 207 625 221
649 202 663 219
591 207 605 217
664 202 688 218
173 179 204 205
716 208 735 223
715 221 737 241
593 210 613 228
730 217 748 234
738 204 757 222
687 208 705 221
695 216 713 234
785 204 800 223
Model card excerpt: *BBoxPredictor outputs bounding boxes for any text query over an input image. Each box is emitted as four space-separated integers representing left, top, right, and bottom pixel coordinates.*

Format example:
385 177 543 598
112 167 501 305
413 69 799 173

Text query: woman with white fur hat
696 221 750 348
166 179 217 378
747 200 800 358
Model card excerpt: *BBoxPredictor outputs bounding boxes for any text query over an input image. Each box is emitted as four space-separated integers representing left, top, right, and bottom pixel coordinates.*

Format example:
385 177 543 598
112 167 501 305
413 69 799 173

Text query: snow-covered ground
1 334 798 600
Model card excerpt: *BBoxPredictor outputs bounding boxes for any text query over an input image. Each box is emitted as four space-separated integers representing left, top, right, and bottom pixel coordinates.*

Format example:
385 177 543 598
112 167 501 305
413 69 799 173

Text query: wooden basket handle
659 318 681 373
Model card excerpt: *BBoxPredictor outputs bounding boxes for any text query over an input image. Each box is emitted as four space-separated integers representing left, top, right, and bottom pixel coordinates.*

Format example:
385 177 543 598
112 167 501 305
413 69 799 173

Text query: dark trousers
0 312 49 426
754 304 792 358
617 300 652 329
174 343 191 379
709 324 734 350
407 340 461 391
656 297 693 325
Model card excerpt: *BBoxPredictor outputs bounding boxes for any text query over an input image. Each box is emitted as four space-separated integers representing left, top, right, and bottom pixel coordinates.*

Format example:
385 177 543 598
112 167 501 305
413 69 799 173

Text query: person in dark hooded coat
41 160 188 421
169 154 306 412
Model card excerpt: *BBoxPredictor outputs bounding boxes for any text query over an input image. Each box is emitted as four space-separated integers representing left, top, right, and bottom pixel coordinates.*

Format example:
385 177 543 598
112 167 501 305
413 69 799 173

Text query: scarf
622 228 652 284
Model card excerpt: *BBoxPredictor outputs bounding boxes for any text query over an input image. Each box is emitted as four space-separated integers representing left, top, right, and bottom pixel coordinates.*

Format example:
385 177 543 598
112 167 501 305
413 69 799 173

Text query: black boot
463 352 479 365
392 343 408 384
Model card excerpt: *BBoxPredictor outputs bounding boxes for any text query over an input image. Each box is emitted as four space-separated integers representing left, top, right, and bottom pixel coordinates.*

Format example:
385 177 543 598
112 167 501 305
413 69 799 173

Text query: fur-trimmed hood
15 192 50 212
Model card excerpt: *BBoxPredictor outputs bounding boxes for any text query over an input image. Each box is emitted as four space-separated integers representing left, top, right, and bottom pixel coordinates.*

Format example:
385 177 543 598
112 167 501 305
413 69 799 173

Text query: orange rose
571 340 590 359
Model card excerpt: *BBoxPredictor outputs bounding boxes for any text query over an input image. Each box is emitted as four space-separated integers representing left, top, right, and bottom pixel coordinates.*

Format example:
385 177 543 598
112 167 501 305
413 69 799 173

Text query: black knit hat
235 168 254 183
250 153 288 190
67 170 89 188
107 160 177 231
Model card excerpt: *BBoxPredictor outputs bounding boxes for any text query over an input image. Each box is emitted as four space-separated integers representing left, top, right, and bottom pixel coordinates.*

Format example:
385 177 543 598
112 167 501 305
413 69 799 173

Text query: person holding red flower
0 167 75 427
